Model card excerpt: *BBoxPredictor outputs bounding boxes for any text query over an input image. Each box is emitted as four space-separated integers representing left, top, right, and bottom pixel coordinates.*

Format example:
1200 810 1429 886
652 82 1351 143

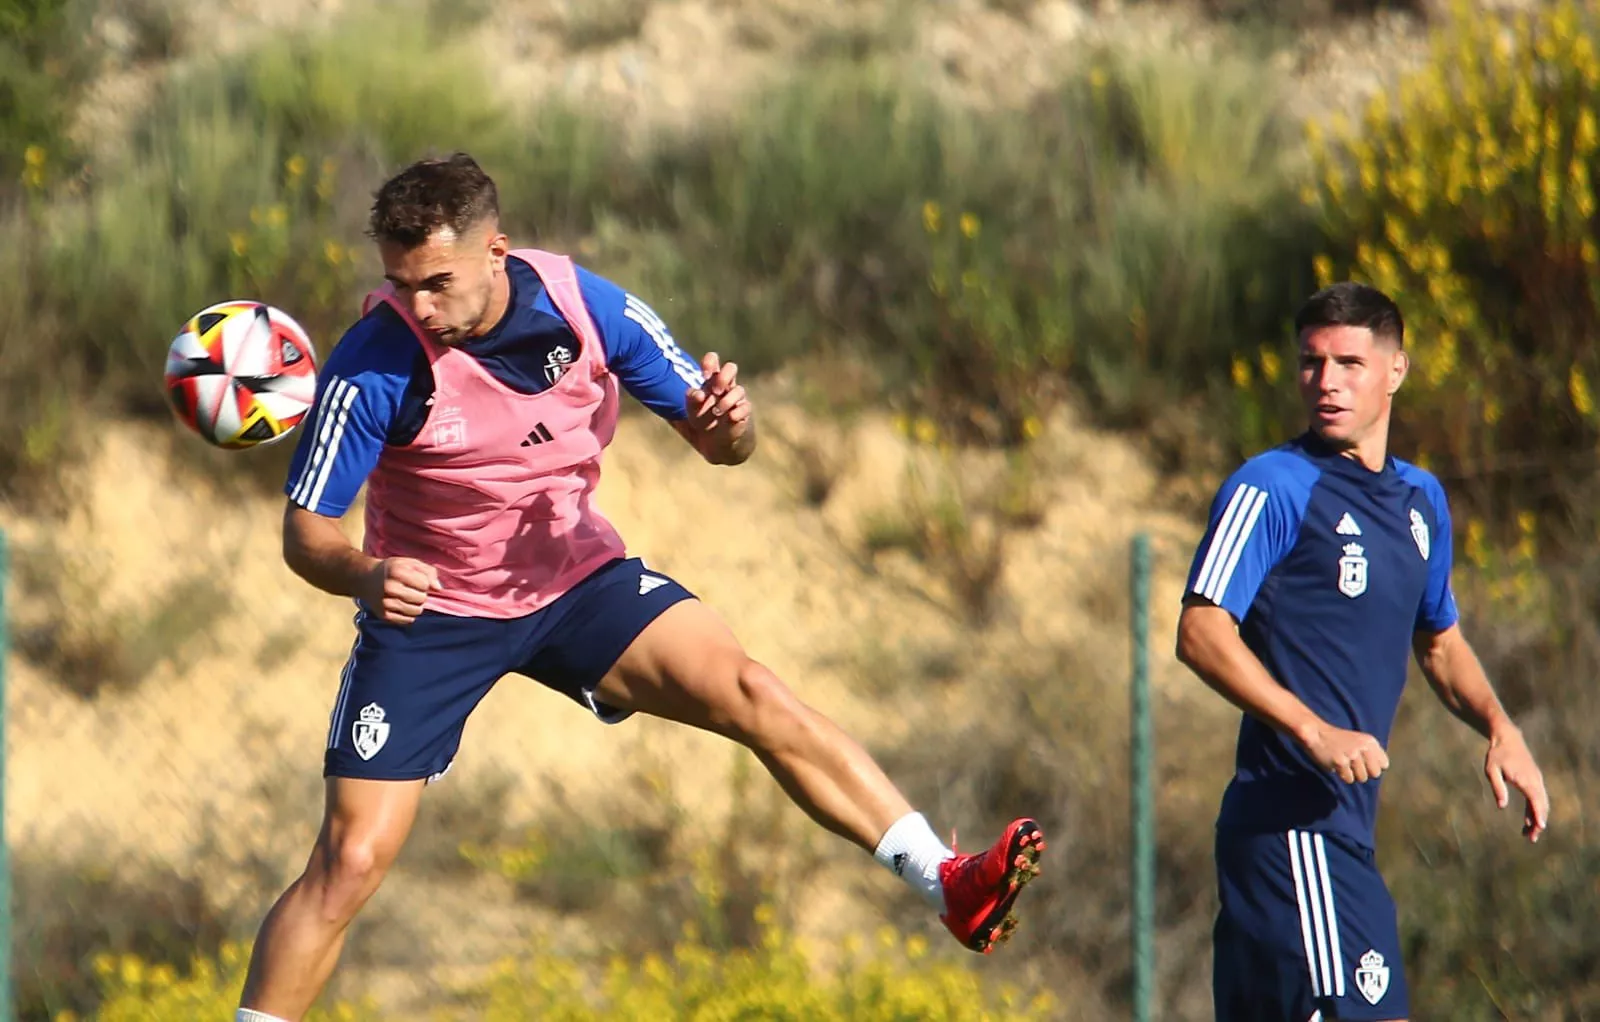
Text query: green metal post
0 530 11 1022
1130 532 1154 1022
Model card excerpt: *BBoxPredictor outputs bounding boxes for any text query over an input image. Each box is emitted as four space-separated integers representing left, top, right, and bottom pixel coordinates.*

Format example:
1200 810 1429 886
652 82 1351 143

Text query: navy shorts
323 556 694 782
1214 829 1409 1021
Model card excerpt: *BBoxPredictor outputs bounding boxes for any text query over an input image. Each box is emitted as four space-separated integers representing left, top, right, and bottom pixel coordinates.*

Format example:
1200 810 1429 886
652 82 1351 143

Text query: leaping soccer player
234 152 1045 1022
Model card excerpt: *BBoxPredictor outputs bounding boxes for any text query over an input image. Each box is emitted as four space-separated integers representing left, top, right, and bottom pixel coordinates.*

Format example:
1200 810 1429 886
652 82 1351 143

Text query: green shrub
79 924 1051 1022
70 943 373 1022
624 45 1317 448
1302 0 1600 539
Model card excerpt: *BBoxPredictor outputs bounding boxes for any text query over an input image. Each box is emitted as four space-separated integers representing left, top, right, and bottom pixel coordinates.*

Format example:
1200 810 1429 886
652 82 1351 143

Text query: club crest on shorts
1409 508 1430 560
1355 948 1390 1005
352 702 390 761
1338 542 1369 598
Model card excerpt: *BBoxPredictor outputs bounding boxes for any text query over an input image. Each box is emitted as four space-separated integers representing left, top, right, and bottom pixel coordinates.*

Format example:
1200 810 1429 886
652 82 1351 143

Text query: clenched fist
1302 725 1390 784
360 557 440 625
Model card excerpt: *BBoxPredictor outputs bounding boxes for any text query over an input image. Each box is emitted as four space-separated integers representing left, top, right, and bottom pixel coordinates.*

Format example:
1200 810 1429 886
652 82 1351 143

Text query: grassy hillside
6 0 1600 1019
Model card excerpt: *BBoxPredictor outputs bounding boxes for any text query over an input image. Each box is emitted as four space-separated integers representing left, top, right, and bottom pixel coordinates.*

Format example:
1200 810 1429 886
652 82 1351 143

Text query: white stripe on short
1288 830 1346 999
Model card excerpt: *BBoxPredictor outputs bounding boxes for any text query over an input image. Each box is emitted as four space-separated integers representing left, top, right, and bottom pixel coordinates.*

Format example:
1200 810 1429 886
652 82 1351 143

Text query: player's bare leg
592 598 1045 952
238 777 424 1021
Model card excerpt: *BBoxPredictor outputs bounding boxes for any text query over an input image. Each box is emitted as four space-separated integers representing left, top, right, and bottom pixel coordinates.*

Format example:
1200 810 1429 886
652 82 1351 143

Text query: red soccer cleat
938 818 1046 953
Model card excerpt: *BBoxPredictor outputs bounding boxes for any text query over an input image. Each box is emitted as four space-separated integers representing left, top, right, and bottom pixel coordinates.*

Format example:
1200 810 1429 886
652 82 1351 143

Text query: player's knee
312 833 393 922
728 657 808 748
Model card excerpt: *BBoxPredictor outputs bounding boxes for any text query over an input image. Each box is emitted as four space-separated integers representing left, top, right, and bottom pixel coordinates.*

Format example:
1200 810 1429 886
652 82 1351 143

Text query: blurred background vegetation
6 0 1600 1018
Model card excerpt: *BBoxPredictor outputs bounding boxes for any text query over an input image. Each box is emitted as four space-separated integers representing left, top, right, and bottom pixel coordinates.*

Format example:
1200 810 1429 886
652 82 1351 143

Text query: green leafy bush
1301 0 1600 540
77 924 1052 1022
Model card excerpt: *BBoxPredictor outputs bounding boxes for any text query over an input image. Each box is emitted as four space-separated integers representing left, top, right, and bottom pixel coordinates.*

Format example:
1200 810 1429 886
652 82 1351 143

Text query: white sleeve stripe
1313 834 1346 998
1207 489 1268 603
1193 483 1257 598
1192 483 1251 595
1287 831 1323 998
304 385 358 513
290 377 352 505
623 294 703 386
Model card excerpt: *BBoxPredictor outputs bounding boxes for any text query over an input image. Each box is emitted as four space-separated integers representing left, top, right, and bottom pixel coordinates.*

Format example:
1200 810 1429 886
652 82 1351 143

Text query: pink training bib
358 249 628 618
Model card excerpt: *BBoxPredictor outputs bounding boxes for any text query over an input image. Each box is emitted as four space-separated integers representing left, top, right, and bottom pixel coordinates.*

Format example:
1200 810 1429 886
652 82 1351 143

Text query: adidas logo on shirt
1335 512 1362 536
638 574 669 596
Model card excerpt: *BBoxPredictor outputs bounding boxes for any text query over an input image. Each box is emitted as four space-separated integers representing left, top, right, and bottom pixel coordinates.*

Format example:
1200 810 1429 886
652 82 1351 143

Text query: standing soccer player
1176 282 1550 1021
234 153 1045 1022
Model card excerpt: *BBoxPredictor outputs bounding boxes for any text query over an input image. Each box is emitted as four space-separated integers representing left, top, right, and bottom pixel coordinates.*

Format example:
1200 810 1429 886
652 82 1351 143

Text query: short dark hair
367 152 499 247
1294 281 1404 348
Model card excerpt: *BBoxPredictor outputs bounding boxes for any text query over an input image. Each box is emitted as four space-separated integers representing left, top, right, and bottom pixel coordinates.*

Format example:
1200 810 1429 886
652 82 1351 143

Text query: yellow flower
1021 415 1043 441
959 212 980 239
913 418 938 445
323 239 345 265
285 153 307 179
1259 347 1281 384
1570 365 1594 417
922 200 942 235
1231 356 1253 389
23 144 45 167
1313 255 1335 287
229 231 248 257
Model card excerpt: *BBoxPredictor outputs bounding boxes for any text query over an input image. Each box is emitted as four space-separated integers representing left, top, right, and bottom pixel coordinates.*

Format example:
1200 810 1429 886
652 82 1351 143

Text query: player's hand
361 557 440 625
684 351 753 461
1302 725 1390 784
1484 724 1550 843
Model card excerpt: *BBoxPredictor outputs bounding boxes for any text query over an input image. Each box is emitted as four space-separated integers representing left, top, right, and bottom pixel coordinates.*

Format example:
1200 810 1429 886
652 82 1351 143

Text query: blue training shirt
283 257 703 517
1184 431 1459 848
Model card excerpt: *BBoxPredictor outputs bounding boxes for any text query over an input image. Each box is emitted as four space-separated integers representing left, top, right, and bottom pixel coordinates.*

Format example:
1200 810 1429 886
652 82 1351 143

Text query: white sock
873 811 955 911
237 1010 291 1022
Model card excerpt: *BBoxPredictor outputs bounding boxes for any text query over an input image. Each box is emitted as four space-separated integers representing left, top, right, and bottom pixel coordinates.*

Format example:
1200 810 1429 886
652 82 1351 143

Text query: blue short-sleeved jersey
283 256 703 517
1185 431 1459 848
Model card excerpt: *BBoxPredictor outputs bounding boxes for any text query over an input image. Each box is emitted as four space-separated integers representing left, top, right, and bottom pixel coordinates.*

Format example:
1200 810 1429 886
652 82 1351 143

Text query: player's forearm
1415 627 1515 741
282 504 379 599
1177 607 1326 747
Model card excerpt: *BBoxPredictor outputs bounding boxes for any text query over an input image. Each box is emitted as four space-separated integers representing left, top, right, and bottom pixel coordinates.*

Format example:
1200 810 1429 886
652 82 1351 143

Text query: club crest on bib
352 702 391 761
543 344 576 384
1409 508 1430 560
1355 948 1390 1005
1338 542 1369 598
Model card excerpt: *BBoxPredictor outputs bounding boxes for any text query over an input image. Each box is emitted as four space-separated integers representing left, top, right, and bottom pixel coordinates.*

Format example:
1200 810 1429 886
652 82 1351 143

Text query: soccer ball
164 300 318 449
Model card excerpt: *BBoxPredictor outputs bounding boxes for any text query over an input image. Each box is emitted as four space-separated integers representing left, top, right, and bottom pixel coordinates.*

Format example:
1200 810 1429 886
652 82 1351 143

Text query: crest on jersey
1355 949 1390 1005
352 702 391 761
1338 542 1369 598
1409 508 1430 560
544 344 575 385
432 410 467 450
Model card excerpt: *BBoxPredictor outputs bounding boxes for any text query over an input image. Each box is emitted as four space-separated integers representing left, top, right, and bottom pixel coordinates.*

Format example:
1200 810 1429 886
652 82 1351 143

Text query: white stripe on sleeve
1192 482 1268 604
1209 488 1268 603
291 379 360 511
623 294 703 386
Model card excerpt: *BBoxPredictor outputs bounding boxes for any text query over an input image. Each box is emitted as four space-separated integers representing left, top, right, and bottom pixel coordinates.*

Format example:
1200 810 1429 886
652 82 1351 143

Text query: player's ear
1388 347 1410 396
484 223 509 271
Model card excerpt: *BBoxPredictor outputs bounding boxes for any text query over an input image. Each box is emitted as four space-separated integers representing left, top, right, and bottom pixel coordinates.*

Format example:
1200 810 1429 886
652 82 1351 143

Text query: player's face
379 221 509 345
1297 325 1408 449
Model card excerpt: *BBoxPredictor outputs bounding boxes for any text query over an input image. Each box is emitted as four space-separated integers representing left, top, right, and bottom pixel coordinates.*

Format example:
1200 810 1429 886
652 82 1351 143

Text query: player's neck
1308 424 1390 473
468 272 513 341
